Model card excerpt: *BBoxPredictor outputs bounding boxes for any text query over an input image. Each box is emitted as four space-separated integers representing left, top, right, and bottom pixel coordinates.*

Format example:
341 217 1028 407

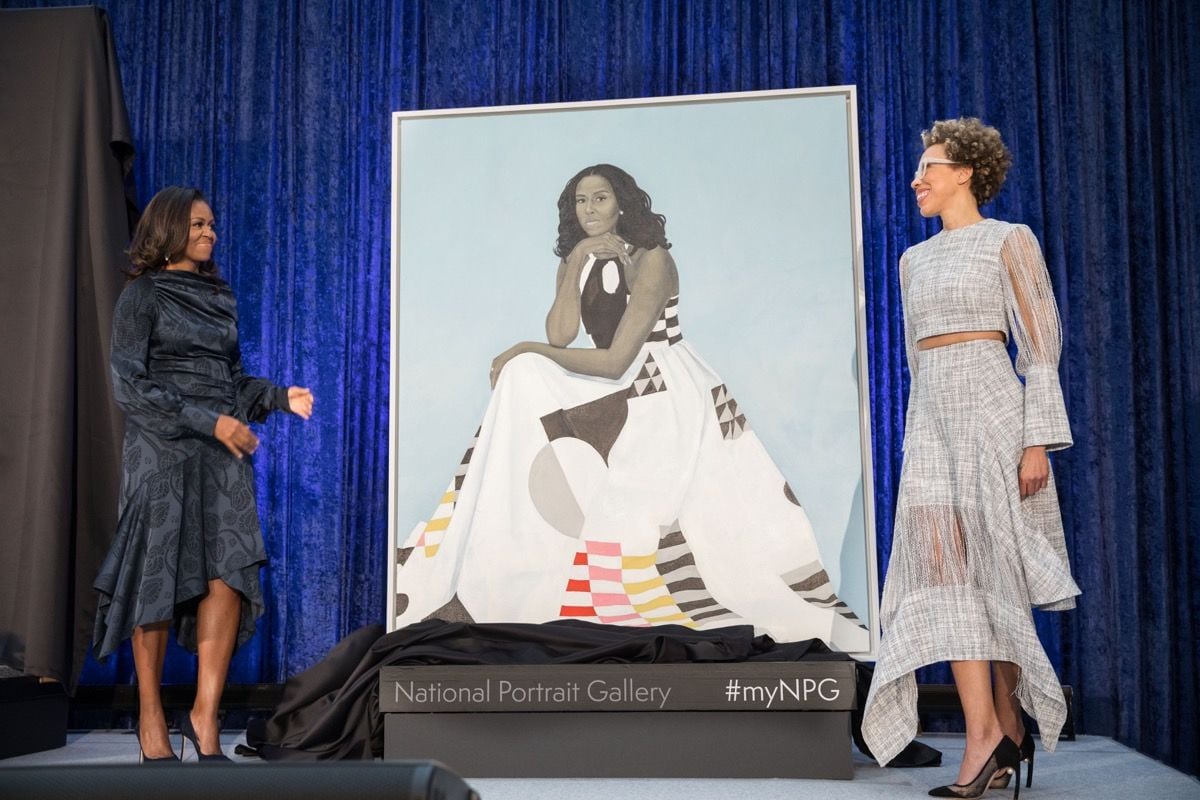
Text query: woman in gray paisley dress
93 187 313 762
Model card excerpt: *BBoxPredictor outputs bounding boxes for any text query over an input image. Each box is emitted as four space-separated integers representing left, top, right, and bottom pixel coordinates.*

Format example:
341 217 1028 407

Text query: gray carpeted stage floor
3 730 1198 799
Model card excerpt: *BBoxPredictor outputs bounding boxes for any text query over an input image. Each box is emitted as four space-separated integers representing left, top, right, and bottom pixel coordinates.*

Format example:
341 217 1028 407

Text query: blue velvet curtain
3 0 1196 776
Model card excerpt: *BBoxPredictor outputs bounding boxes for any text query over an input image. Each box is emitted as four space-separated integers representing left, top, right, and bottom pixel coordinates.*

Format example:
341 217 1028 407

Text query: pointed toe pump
179 712 233 762
991 729 1036 789
135 722 179 764
929 735 1022 799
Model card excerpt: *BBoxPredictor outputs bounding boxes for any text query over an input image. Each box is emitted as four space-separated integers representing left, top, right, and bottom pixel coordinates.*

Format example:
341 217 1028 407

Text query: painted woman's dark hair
554 164 670 258
126 186 218 280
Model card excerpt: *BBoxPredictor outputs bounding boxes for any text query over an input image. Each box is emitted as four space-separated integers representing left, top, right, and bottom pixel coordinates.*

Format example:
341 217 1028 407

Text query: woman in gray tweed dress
862 119 1080 797
93 187 314 762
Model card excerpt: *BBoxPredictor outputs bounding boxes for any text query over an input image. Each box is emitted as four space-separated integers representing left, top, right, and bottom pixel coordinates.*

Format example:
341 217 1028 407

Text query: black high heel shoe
1020 729 1035 787
929 735 1022 799
135 722 179 763
991 729 1035 789
179 712 232 762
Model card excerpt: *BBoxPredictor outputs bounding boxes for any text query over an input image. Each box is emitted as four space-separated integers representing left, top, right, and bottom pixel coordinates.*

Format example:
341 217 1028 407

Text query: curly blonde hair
922 117 1012 206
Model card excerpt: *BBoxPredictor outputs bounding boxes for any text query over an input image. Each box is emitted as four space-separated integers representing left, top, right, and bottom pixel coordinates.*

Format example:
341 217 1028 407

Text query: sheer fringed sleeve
110 277 220 438
1001 225 1073 451
899 253 920 446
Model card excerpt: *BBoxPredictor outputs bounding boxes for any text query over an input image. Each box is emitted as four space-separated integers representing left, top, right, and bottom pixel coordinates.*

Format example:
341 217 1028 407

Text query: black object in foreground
0 761 479 800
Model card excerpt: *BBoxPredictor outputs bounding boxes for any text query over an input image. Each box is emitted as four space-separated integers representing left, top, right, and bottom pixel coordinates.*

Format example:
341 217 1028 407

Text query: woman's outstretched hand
288 386 314 419
214 414 259 459
1018 445 1049 499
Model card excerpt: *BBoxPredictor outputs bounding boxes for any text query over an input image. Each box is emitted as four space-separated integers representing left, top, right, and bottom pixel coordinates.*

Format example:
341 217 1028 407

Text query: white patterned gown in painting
394 254 870 653
862 219 1081 766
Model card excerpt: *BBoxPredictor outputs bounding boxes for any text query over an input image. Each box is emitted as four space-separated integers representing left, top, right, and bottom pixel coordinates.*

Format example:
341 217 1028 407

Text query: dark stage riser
0 676 67 759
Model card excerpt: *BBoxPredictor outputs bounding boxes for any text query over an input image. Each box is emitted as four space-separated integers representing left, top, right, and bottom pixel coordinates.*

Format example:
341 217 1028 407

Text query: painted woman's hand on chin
570 233 631 268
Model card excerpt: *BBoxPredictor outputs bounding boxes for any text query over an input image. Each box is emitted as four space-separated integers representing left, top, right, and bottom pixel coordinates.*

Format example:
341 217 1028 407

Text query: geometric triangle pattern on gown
711 383 749 440
781 559 867 629
403 427 481 563
626 352 667 398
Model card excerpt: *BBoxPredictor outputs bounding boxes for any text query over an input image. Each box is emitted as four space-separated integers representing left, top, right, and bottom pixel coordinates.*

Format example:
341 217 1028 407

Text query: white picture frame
387 86 880 658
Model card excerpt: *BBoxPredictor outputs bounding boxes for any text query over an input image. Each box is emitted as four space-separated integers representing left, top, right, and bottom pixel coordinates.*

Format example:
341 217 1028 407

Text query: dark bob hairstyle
554 164 670 258
126 186 217 280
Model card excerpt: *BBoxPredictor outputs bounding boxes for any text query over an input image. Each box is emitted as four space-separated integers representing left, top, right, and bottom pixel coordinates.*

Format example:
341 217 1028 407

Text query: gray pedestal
384 709 851 778
380 662 857 779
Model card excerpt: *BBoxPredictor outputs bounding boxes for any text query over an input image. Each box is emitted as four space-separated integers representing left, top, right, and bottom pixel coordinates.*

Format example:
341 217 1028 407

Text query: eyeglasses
913 157 962 181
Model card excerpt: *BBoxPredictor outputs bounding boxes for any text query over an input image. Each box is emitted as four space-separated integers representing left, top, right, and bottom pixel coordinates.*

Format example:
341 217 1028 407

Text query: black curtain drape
0 0 1195 777
0 6 131 688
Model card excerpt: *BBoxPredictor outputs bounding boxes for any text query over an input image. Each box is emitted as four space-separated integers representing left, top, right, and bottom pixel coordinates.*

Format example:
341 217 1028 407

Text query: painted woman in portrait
394 164 868 653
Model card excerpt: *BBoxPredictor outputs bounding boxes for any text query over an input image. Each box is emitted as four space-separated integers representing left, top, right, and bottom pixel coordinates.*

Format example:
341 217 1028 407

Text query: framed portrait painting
388 87 880 657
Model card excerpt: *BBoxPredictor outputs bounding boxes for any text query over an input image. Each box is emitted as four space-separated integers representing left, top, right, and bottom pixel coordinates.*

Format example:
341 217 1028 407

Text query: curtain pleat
1 0 1195 776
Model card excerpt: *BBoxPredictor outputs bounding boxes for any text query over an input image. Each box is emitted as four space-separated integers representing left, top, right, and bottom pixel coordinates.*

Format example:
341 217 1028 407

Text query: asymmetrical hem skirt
862 340 1080 766
92 428 267 661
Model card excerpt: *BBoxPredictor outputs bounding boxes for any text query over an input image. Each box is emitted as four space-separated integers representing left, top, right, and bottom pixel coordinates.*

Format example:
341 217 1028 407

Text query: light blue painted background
393 92 873 626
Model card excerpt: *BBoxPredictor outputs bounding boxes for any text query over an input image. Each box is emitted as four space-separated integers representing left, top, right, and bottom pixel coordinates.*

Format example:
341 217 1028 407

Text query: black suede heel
179 712 232 762
991 729 1035 789
135 722 179 763
929 735 1022 799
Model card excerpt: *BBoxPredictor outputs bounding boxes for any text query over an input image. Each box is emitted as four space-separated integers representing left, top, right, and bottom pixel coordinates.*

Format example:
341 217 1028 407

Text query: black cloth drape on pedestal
245 620 854 761
0 6 132 688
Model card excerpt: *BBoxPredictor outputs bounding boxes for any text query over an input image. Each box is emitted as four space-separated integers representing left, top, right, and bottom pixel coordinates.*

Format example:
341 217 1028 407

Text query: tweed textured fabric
863 219 1080 766
93 271 292 661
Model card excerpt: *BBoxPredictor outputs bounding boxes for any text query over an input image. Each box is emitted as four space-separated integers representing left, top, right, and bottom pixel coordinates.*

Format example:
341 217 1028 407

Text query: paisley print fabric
93 270 291 660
